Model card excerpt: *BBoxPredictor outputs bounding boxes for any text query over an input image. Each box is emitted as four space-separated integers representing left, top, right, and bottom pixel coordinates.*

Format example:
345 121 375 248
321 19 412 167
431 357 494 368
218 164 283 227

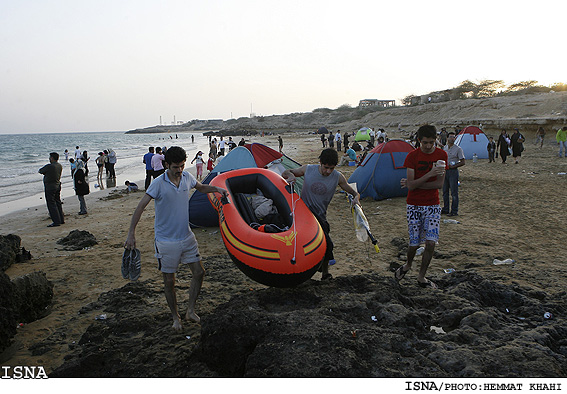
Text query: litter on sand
493 258 515 265
430 326 446 334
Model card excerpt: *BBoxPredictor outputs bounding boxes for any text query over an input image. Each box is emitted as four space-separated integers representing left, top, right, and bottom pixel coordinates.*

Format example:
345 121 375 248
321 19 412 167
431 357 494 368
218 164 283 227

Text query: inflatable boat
208 168 326 287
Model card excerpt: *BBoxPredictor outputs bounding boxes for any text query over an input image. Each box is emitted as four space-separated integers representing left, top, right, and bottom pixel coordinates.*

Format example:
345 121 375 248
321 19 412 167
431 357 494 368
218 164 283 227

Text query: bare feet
172 314 183 331
185 310 201 323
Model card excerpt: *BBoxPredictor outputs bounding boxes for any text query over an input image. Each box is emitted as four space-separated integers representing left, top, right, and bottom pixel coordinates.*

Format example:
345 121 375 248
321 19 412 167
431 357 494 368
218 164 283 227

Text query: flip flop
129 248 141 281
395 265 410 281
121 249 130 279
122 248 141 281
417 279 438 289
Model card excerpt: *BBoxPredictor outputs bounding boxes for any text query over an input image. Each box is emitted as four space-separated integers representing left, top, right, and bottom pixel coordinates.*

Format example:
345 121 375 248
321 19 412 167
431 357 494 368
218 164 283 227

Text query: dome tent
354 127 372 141
455 126 489 160
189 143 302 227
348 139 414 200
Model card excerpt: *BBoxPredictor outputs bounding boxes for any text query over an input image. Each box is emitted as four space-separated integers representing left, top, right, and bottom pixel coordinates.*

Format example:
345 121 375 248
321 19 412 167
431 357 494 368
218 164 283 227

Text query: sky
1 0 565 134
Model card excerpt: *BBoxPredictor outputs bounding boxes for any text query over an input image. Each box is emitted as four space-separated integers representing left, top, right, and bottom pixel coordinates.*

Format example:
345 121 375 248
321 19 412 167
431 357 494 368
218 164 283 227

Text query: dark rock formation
0 234 25 271
0 234 53 353
57 230 97 251
51 256 567 378
0 271 53 353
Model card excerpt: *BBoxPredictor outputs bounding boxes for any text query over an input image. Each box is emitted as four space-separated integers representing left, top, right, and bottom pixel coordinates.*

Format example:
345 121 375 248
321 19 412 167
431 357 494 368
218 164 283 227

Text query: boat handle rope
290 182 298 265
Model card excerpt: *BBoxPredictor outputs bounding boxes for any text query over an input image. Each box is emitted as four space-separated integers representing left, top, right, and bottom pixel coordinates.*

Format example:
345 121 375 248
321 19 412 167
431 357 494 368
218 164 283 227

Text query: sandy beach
1 130 566 378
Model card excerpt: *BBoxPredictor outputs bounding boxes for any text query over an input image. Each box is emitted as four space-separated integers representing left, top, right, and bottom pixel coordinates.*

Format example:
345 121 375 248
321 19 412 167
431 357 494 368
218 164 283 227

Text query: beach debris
430 326 446 334
557 172 566 175
57 230 98 251
443 219 460 224
351 330 357 338
186 336 191 340
95 314 107 320
544 312 553 320
493 258 515 265
444 268 456 274
416 246 425 256
371 316 377 322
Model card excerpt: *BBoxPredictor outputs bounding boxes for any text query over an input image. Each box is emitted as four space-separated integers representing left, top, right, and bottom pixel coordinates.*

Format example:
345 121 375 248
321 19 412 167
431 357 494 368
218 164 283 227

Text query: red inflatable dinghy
208 168 326 287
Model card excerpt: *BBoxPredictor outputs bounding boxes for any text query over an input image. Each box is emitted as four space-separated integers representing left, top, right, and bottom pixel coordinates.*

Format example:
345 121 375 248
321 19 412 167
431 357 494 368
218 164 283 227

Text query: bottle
473 153 478 163
443 219 459 224
416 246 425 256
493 258 515 265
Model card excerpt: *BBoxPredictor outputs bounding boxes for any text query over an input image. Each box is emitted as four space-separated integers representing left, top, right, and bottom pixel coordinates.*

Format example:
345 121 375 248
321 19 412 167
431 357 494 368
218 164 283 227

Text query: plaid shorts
406 204 441 247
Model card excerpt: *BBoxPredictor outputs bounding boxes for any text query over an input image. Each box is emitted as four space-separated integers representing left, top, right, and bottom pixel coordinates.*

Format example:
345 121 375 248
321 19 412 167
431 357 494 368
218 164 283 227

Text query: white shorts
154 233 201 273
407 204 441 247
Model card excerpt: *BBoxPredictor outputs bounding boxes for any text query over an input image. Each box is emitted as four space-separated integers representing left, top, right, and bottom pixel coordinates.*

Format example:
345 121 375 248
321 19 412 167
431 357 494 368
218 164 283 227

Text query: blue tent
189 144 302 227
455 126 489 160
348 139 414 200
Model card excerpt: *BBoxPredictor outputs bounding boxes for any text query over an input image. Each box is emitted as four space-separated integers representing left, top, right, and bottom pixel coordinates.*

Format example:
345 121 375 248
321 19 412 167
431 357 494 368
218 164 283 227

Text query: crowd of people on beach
39 146 119 226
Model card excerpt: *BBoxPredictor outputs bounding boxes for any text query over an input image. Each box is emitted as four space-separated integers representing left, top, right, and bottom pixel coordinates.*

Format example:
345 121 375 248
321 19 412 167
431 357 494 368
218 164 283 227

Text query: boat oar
347 193 380 253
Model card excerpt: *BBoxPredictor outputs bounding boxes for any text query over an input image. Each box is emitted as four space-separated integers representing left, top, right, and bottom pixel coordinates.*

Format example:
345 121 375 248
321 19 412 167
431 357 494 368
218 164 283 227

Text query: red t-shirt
403 147 448 206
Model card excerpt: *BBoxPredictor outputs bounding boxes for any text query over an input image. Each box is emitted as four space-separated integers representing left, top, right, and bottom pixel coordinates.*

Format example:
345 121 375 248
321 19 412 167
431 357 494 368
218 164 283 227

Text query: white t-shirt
146 171 197 241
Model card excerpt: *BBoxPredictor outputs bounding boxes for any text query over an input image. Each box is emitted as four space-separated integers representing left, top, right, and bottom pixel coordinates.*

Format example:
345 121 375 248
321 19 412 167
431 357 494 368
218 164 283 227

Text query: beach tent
189 143 302 227
355 127 372 142
348 139 415 200
317 127 329 134
455 126 490 160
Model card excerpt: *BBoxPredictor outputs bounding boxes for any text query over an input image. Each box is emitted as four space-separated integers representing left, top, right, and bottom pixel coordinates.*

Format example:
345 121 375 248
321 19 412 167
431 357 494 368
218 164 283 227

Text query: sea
0 130 212 217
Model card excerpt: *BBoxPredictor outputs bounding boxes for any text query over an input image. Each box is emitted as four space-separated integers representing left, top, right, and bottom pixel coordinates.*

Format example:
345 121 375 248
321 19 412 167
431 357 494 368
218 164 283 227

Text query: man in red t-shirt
396 125 447 289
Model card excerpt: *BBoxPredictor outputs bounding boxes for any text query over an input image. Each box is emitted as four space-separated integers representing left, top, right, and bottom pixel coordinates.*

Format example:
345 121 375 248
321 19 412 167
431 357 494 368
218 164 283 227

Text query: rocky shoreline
126 92 567 137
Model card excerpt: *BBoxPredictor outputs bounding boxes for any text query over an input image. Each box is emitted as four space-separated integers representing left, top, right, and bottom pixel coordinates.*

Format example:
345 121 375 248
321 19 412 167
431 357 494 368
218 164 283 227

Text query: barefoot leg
184 261 205 323
163 272 183 331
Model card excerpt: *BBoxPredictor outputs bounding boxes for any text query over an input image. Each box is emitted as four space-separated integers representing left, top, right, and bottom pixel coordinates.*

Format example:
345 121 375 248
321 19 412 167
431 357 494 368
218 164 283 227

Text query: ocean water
0 131 212 217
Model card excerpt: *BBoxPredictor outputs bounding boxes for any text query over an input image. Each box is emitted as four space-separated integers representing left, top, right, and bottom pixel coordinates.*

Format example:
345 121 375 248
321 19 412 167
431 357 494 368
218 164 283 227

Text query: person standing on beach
510 128 525 164
281 148 360 280
343 131 349 152
207 152 215 173
441 132 465 217
151 147 165 178
210 139 218 160
278 136 283 153
321 133 327 148
487 137 496 163
218 137 226 156
497 129 511 164
335 130 342 151
107 149 117 178
39 152 64 227
143 147 155 190
124 146 228 331
74 167 89 215
95 152 105 181
396 125 447 289
74 146 82 160
64 149 69 161
556 127 567 158
328 132 334 149
191 151 204 181
81 150 90 176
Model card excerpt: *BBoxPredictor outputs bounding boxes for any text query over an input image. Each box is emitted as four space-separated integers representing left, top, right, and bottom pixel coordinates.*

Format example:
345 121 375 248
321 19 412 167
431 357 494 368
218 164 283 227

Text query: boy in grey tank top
282 149 360 280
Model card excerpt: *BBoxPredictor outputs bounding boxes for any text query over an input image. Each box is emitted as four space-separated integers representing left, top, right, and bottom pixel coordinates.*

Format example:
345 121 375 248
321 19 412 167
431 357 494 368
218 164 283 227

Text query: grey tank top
300 164 339 220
